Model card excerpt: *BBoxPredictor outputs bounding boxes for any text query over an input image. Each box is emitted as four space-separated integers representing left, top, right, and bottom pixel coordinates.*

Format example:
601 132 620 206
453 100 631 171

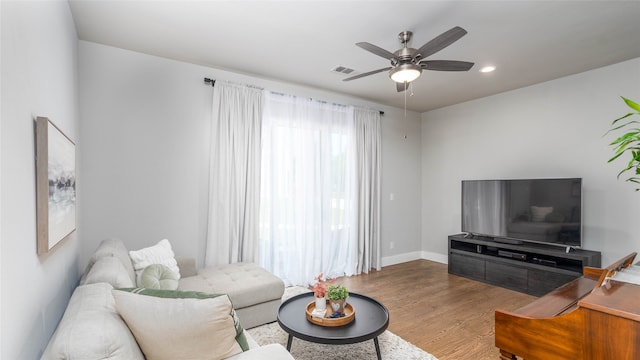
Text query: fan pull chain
404 82 407 119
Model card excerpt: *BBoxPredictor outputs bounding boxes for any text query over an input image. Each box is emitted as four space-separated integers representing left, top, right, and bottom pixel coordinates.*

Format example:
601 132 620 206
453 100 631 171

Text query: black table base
277 292 389 360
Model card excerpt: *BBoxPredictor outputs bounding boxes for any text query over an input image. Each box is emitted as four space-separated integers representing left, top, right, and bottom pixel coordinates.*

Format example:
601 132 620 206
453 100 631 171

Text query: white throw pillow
129 239 180 286
530 206 554 222
112 288 249 360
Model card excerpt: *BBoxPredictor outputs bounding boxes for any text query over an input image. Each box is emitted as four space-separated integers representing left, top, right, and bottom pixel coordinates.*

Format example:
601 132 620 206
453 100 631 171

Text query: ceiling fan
343 26 474 92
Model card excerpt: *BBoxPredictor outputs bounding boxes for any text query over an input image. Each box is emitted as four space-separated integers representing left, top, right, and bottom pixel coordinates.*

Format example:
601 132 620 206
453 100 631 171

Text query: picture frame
36 116 76 254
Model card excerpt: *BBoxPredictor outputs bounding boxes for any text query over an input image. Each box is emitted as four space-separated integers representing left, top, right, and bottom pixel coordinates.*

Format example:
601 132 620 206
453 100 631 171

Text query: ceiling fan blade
396 82 409 92
420 60 474 71
415 26 468 59
342 67 392 81
356 42 397 61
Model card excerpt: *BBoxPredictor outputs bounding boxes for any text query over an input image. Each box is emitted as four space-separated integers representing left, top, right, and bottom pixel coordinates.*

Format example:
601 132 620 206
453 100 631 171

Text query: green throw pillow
140 264 179 290
112 288 249 360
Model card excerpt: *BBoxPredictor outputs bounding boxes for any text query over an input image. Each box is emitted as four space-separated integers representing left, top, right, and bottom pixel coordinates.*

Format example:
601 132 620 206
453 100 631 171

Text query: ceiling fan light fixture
480 65 496 73
390 63 422 83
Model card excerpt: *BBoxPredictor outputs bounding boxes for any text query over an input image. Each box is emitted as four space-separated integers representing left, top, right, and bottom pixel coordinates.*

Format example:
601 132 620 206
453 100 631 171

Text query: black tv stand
448 234 601 296
565 245 577 254
493 237 524 245
463 233 495 242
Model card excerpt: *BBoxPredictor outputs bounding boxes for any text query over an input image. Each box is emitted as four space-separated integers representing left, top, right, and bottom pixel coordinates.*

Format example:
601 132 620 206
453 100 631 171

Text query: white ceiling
68 1 640 113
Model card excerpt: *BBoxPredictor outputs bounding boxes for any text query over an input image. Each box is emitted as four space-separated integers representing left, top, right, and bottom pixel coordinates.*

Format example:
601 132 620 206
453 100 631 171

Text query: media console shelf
448 234 601 296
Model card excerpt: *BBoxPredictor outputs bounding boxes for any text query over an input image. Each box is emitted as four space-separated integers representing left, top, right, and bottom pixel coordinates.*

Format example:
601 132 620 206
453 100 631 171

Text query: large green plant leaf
607 121 640 133
623 97 640 112
606 97 640 191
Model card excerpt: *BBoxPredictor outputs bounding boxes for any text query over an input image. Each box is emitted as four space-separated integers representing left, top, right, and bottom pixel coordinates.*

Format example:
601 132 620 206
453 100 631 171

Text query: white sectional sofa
42 238 292 360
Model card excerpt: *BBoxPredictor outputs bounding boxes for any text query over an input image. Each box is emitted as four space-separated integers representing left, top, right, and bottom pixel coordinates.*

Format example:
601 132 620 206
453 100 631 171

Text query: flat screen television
461 178 582 248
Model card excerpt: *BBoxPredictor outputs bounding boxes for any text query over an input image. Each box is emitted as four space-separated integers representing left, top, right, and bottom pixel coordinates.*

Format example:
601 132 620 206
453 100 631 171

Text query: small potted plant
326 284 349 316
312 273 329 298
311 273 332 315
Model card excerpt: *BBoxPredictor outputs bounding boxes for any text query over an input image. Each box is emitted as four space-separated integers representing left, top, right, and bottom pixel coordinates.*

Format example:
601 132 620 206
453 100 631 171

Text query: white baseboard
381 251 422 267
381 250 448 267
420 251 448 264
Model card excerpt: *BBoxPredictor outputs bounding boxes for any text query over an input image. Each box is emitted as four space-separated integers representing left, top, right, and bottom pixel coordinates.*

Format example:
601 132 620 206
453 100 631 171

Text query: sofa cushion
112 288 249 360
129 239 180 286
179 262 284 309
140 264 179 290
226 344 295 360
175 256 197 277
83 256 136 288
41 283 144 360
81 238 136 286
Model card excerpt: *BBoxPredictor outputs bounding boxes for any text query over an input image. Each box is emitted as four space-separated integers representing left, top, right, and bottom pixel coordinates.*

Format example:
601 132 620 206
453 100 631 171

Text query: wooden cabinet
448 234 601 296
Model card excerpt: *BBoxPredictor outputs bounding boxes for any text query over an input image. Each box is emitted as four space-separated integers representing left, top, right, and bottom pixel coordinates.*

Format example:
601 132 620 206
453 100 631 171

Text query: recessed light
480 66 496 73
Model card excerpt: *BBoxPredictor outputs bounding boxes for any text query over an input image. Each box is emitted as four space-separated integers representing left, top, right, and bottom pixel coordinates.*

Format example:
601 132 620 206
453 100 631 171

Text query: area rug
246 287 438 360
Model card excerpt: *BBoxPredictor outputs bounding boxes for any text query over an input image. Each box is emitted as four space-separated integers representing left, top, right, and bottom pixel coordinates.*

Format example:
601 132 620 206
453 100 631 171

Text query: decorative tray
305 300 355 327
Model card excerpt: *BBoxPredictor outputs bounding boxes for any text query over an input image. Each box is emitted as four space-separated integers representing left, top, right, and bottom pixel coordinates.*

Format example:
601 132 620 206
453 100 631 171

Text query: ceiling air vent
331 65 355 75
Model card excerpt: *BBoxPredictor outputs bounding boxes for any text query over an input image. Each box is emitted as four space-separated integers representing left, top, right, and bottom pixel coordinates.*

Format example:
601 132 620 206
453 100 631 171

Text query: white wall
380 111 424 265
1 1 80 359
1 1 3 351
421 57 640 266
78 41 423 271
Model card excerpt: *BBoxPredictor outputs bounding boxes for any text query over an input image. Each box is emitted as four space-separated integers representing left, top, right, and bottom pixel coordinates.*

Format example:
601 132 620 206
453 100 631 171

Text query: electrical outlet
390 241 395 249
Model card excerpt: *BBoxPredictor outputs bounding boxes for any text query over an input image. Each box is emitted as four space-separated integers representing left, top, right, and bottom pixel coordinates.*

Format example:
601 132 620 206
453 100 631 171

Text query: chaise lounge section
42 238 291 360
179 262 284 329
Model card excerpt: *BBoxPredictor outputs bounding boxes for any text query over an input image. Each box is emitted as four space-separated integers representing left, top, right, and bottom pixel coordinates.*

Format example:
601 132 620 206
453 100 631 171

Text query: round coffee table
277 292 389 360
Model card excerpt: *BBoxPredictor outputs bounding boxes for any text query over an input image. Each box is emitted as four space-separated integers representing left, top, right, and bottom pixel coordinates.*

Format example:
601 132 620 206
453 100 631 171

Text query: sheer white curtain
205 83 263 267
354 108 382 273
259 92 358 286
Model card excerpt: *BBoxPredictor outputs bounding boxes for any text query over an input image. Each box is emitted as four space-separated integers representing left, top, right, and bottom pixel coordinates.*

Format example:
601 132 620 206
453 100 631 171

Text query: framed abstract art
35 116 76 254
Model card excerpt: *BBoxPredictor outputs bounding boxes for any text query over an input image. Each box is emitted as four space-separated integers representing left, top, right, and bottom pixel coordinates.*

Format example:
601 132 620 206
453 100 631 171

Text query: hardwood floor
339 260 536 360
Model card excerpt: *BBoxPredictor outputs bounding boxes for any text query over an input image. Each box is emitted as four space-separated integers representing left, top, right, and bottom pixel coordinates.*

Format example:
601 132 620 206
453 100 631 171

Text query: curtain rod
204 77 263 90
204 77 383 116
269 90 384 116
